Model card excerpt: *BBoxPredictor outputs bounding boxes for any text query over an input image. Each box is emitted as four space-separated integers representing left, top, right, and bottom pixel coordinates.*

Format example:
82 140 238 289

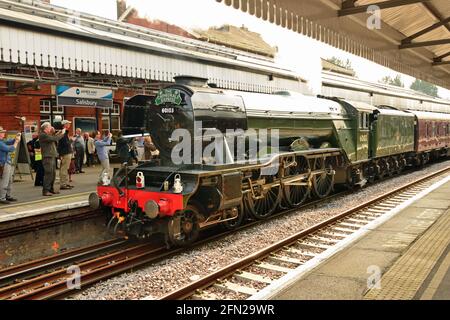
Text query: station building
0 0 304 138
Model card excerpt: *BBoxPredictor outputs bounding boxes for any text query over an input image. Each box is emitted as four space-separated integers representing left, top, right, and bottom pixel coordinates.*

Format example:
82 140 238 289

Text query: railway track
159 166 450 300
1 165 448 300
0 187 351 300
0 238 169 300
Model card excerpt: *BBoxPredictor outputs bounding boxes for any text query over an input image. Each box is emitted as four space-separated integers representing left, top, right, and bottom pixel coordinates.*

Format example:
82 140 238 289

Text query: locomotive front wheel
245 184 281 220
312 157 334 198
167 204 200 247
283 156 310 207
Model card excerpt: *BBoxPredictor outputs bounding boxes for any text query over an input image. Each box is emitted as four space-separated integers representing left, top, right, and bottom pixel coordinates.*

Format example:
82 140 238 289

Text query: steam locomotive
89 76 450 246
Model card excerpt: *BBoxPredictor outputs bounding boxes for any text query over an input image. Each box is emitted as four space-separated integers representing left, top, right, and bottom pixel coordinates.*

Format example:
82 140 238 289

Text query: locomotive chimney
173 75 209 87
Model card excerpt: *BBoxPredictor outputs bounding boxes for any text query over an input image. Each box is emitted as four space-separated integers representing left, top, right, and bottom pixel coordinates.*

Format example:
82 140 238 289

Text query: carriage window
432 123 436 137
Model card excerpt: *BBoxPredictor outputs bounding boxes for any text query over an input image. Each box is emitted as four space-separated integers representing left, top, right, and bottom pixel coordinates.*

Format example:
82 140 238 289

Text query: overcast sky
50 0 450 99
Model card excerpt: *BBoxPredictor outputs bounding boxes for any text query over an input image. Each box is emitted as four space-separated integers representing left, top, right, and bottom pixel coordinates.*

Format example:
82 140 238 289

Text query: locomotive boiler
123 76 348 165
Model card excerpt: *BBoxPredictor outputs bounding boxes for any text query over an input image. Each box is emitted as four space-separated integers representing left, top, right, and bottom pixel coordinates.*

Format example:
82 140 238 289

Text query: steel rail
159 166 450 300
0 238 129 286
0 242 167 300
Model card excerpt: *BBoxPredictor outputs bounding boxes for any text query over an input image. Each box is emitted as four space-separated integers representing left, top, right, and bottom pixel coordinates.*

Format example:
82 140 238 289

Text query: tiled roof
194 25 277 58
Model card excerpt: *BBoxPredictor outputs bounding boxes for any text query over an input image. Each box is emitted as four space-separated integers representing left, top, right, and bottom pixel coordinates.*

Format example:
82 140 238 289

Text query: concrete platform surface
272 180 450 300
0 165 114 222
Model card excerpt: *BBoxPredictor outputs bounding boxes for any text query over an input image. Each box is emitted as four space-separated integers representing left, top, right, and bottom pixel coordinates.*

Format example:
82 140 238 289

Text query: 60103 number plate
161 107 175 114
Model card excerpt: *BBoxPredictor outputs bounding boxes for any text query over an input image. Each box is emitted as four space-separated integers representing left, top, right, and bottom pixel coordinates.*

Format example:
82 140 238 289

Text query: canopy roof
217 0 450 90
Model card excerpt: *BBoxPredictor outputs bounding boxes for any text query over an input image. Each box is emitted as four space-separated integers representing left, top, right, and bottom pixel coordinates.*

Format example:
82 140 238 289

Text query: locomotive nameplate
155 89 182 106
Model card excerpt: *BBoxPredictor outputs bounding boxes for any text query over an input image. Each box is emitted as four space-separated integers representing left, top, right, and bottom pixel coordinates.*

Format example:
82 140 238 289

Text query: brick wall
0 82 140 134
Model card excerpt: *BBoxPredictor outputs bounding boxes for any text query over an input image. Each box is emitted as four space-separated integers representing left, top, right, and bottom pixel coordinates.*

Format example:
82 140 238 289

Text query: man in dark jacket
39 122 64 196
27 133 37 169
57 120 74 190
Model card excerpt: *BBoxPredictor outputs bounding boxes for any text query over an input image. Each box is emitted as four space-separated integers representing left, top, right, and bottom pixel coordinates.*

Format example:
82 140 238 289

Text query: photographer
94 130 112 182
57 120 74 190
39 122 65 196
0 127 21 204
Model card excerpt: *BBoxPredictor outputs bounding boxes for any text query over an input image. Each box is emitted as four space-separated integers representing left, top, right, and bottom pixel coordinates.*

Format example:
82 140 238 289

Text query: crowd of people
0 122 159 203
32 121 114 196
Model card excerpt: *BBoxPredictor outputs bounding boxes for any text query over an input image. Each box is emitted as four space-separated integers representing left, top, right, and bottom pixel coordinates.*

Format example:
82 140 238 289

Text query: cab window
359 112 369 129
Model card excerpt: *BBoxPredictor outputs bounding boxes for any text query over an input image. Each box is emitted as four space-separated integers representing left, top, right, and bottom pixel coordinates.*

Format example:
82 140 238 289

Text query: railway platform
270 179 450 300
0 165 121 268
0 165 118 223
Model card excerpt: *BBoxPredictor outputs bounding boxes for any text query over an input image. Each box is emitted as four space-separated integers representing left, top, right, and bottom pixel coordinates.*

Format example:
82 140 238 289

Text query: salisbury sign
56 85 113 108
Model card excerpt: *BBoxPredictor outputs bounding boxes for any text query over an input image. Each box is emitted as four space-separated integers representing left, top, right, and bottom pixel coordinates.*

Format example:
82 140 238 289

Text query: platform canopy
0 0 305 93
216 0 450 90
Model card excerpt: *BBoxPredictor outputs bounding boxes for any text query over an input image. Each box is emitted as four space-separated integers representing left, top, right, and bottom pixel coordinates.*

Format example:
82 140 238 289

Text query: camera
53 121 63 130
53 115 63 130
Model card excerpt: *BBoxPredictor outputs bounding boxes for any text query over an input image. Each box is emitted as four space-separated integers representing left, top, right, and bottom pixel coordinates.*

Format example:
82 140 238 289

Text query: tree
326 56 355 73
410 79 439 98
380 74 404 87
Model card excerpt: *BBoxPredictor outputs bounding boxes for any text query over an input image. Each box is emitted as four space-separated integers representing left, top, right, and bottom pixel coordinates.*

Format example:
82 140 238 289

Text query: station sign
56 85 113 108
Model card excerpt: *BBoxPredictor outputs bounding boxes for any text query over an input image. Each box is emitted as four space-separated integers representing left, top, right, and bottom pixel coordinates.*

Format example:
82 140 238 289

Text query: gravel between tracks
68 161 450 300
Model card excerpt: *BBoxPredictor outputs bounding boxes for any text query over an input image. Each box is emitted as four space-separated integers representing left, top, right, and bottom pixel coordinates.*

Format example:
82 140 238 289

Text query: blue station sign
56 85 113 108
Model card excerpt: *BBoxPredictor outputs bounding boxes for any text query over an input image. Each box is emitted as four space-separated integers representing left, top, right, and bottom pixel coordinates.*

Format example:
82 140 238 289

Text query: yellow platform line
364 211 450 300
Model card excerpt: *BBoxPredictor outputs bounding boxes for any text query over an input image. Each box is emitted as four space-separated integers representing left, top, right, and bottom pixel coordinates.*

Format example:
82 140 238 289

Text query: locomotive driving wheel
245 177 281 220
167 203 200 247
312 157 334 198
283 156 310 207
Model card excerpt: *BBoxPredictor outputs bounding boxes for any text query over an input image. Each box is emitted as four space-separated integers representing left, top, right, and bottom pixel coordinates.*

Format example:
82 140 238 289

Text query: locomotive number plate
161 107 175 114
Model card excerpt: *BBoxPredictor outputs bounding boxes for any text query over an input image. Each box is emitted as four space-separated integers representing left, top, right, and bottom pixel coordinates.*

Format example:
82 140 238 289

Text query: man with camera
0 127 21 204
39 122 65 196
57 120 74 190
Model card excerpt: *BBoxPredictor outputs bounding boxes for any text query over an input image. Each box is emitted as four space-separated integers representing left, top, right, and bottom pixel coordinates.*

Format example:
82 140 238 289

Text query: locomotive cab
122 94 153 137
